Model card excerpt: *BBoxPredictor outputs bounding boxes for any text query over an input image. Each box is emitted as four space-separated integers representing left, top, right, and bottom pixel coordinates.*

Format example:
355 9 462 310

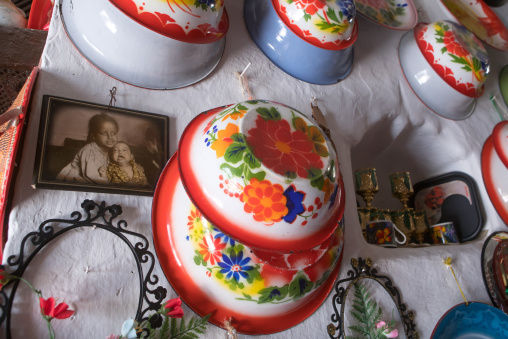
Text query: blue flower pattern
218 250 253 282
282 186 305 223
215 232 236 246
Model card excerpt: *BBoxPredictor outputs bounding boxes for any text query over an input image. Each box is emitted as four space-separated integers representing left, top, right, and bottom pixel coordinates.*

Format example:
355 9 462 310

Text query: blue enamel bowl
244 0 357 85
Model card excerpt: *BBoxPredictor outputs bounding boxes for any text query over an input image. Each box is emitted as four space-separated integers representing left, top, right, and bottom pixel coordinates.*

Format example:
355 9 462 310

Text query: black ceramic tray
410 171 484 242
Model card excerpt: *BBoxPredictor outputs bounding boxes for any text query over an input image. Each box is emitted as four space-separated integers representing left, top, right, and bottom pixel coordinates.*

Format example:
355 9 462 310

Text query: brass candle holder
391 209 415 245
389 171 414 209
413 210 430 244
355 168 379 209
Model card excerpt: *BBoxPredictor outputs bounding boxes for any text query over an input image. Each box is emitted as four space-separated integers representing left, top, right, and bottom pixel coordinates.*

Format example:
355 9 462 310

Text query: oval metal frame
327 257 418 338
0 199 167 338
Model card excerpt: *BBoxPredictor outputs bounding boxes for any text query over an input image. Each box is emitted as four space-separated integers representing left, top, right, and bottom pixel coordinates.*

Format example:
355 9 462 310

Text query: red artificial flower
39 297 74 321
164 297 184 318
443 31 468 58
246 116 323 179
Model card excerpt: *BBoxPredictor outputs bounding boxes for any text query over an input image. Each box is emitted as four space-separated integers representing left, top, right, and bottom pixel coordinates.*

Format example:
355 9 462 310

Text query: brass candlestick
391 209 415 245
389 171 414 209
413 210 430 244
355 168 379 209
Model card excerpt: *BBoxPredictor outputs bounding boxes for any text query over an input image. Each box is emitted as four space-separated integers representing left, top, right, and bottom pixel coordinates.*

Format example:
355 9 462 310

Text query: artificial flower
120 319 138 339
39 297 74 321
375 321 398 338
165 297 184 318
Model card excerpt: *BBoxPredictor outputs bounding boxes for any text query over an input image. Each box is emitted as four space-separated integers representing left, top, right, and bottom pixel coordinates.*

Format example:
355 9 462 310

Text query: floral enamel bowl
178 100 345 253
482 121 508 225
109 0 228 44
152 152 345 334
355 0 418 31
244 0 358 85
399 21 490 120
60 0 227 89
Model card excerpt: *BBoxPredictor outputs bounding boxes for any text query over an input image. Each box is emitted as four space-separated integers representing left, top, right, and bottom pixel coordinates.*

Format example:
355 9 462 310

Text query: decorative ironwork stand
327 257 418 339
0 199 167 338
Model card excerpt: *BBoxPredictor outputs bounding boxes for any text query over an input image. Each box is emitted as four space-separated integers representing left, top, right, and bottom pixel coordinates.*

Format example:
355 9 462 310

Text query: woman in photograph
56 113 118 184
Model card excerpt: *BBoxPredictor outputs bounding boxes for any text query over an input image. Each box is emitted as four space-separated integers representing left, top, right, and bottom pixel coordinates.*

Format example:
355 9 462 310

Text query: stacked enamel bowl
152 100 345 334
61 0 228 89
399 20 490 120
482 121 508 226
244 0 358 85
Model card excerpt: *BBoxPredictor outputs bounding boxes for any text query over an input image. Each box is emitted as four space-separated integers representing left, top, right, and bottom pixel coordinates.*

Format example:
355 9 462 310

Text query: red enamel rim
108 0 229 44
481 136 508 225
270 0 358 51
414 22 484 98
440 0 508 51
177 109 345 253
493 121 508 169
151 153 344 334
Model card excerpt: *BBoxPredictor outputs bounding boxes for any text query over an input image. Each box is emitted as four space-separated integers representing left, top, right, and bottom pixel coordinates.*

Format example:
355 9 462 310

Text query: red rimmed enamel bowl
60 0 227 89
152 153 345 334
178 100 345 253
399 21 490 120
482 134 508 225
440 0 508 51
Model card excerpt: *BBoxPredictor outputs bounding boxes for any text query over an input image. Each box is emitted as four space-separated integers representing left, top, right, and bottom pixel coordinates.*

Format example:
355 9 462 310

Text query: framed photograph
33 95 170 196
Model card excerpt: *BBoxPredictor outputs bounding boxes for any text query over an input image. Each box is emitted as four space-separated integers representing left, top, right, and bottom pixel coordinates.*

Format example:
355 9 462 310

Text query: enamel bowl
152 153 345 334
399 21 490 120
482 121 508 225
60 0 227 89
178 100 345 253
244 0 358 85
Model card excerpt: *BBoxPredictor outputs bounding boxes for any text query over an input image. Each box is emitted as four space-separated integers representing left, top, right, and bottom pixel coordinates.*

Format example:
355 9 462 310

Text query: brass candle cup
391 209 416 245
355 168 379 208
412 210 430 244
390 171 414 209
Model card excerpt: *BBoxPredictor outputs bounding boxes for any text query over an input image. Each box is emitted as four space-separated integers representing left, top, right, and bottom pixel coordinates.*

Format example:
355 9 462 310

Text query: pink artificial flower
376 321 398 338
39 297 74 321
164 297 184 318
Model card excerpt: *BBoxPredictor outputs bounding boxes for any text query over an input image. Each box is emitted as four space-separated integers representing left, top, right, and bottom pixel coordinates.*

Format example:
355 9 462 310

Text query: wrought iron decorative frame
0 199 167 338
327 257 418 339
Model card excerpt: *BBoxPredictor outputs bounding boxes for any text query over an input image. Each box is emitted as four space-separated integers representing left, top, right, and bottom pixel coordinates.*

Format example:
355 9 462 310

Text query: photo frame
33 95 169 196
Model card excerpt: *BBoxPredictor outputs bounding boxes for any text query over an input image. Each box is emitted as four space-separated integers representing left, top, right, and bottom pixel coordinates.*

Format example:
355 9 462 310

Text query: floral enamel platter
398 21 489 120
271 0 357 50
431 302 508 338
440 0 508 51
152 153 345 334
354 0 418 31
108 0 229 43
61 0 225 89
481 135 508 225
481 232 508 314
178 100 345 253
493 121 508 169
244 0 357 84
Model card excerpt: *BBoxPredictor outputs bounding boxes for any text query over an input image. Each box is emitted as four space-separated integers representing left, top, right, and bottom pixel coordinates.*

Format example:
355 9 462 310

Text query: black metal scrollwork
0 199 167 338
328 257 418 339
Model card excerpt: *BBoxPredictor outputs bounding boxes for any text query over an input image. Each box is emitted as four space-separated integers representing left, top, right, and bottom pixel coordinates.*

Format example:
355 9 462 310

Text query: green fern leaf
158 316 171 339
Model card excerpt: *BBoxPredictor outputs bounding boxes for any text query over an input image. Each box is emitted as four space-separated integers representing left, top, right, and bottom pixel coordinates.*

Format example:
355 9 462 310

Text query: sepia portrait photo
34 95 169 196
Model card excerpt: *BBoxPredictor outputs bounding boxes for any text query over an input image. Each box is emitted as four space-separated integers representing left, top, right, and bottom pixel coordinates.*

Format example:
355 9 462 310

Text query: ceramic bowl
439 0 508 51
244 0 358 85
60 0 226 89
152 152 345 334
399 21 490 120
109 0 228 44
178 100 345 253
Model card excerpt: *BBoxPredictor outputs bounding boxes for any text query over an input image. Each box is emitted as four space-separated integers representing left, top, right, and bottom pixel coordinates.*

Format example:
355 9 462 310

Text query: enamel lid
178 100 345 253
271 0 357 50
109 0 228 43
414 21 489 98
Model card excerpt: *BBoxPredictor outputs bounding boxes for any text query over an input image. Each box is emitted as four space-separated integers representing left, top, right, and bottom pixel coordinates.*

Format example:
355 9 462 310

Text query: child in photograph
106 141 149 187
56 113 118 184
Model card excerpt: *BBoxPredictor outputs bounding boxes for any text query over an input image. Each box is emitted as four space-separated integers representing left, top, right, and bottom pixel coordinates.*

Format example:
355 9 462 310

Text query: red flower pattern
246 116 323 179
294 0 326 15
199 234 226 265
39 297 74 321
443 31 469 58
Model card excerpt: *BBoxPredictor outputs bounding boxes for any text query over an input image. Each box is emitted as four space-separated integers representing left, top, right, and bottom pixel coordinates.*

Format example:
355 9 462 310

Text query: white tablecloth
4 0 508 337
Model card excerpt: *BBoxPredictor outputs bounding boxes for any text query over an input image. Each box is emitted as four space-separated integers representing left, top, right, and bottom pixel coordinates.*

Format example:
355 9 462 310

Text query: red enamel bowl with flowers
177 100 345 253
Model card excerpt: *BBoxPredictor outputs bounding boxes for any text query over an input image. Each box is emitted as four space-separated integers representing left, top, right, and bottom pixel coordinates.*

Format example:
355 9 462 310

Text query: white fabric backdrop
3 0 508 337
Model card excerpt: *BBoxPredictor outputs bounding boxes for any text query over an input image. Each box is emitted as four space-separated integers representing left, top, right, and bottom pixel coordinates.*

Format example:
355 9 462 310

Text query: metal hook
109 87 117 107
